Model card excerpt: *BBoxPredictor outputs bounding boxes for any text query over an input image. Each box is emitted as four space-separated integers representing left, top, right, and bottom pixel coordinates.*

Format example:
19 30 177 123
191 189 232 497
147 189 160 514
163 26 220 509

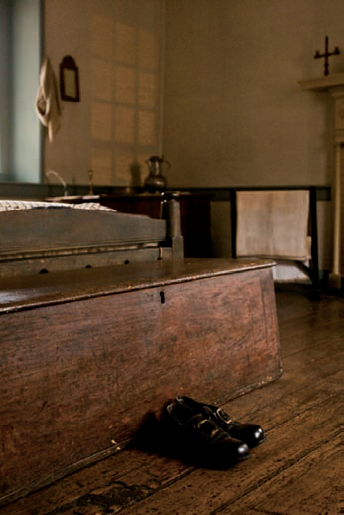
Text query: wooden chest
0 258 282 505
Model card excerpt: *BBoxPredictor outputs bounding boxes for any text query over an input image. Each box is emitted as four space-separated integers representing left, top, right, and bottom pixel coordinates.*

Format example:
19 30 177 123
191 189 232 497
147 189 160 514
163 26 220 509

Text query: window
0 0 42 183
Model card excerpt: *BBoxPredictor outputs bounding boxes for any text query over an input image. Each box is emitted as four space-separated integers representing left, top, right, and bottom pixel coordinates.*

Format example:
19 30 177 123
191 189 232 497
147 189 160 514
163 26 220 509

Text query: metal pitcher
144 155 171 192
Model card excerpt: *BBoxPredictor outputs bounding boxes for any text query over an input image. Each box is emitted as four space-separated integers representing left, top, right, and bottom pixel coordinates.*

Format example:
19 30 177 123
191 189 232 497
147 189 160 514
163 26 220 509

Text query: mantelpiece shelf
299 73 344 91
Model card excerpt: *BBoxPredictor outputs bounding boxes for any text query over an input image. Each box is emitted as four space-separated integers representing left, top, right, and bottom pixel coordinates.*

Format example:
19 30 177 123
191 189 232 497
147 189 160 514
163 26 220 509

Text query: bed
0 199 183 277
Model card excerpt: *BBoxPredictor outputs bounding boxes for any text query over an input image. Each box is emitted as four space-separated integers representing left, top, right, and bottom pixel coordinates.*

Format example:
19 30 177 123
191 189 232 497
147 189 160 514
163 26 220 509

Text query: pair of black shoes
162 396 266 469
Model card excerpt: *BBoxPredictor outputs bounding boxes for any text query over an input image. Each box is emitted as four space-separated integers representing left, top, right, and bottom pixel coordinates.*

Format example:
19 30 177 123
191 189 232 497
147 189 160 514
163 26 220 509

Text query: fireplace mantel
299 73 344 144
299 72 344 92
299 73 344 289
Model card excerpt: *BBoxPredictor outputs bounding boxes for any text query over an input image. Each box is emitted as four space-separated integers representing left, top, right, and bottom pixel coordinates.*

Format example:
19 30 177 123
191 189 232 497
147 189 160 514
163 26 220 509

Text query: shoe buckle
216 408 232 425
197 418 219 437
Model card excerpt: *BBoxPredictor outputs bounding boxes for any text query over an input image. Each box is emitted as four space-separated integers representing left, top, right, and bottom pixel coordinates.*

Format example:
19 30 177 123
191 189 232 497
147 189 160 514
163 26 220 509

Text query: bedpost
161 197 184 259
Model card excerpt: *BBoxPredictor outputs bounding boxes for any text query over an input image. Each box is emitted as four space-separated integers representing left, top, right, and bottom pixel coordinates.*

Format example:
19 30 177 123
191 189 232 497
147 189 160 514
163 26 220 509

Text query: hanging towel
236 190 311 261
36 58 61 142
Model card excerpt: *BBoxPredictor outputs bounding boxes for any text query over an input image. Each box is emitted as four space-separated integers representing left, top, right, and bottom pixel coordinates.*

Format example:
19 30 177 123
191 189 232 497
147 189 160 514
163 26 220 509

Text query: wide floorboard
1 287 342 515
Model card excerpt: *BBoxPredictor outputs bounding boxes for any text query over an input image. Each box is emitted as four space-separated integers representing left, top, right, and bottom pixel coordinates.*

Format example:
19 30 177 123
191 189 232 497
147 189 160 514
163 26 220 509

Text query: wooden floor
1 287 342 515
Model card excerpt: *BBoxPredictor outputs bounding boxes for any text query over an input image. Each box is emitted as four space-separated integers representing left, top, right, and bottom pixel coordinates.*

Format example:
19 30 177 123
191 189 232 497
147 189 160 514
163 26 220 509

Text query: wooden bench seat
0 258 282 505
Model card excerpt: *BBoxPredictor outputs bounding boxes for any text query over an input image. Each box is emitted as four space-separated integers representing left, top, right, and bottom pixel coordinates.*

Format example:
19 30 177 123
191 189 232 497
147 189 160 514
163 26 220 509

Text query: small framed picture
60 55 80 102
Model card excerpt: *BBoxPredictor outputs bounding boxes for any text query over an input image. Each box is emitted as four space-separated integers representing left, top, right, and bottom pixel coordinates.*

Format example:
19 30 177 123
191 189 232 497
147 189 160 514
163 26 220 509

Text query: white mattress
0 200 113 212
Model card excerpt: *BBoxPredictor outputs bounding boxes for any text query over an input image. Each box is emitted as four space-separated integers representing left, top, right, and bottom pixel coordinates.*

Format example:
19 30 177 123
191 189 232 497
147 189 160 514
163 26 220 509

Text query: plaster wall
162 0 344 189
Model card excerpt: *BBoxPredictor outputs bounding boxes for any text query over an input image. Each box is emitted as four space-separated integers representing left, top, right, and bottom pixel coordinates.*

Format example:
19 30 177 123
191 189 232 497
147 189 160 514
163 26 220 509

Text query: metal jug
144 155 171 192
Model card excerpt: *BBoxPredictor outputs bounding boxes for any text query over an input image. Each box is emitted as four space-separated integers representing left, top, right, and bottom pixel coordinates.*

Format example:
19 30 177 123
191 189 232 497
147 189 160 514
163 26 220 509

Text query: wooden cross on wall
314 36 340 76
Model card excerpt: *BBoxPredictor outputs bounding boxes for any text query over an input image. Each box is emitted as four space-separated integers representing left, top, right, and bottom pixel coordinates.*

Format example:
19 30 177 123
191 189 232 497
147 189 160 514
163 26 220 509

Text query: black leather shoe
162 401 250 468
175 396 266 448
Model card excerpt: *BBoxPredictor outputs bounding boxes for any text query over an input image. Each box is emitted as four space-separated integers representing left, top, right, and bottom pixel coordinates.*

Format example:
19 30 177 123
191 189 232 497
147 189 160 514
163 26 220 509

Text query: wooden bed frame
0 199 183 277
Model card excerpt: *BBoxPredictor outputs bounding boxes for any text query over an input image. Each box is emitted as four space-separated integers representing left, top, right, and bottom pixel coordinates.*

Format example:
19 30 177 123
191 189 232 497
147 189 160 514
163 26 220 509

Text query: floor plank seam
230 371 340 425
280 340 337 359
265 392 340 432
208 428 341 515
38 465 197 515
250 509 281 515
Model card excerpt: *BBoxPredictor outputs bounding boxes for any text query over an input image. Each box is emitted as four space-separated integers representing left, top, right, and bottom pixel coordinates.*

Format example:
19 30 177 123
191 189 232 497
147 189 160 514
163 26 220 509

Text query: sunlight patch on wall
115 66 136 104
138 30 156 70
138 72 157 108
115 106 135 144
89 0 163 187
138 111 156 146
91 101 112 141
91 59 112 102
91 144 112 184
116 23 136 66
113 147 137 183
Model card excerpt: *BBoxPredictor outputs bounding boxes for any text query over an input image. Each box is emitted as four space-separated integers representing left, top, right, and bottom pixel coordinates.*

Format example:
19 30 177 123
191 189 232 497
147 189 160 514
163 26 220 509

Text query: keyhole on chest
160 291 165 304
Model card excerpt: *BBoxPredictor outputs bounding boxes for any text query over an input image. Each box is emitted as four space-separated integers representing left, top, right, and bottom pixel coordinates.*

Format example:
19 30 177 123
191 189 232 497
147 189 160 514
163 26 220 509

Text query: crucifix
314 36 340 76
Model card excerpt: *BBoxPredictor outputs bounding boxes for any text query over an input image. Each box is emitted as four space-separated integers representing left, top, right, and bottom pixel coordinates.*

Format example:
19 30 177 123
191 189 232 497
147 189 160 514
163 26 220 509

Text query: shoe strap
196 419 223 439
186 410 223 438
215 408 233 425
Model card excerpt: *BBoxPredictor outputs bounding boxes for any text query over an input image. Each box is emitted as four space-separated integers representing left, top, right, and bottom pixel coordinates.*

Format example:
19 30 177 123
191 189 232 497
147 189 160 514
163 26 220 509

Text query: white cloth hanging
236 190 311 261
36 58 61 142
